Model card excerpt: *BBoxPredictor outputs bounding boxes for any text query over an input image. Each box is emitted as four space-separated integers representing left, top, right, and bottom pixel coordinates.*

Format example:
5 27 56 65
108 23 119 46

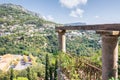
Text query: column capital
96 30 120 36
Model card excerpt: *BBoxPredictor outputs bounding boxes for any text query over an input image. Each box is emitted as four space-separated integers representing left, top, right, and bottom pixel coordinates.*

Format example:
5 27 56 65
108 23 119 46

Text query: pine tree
10 68 13 80
27 67 31 80
3 76 7 80
54 59 58 80
45 54 49 80
49 67 53 80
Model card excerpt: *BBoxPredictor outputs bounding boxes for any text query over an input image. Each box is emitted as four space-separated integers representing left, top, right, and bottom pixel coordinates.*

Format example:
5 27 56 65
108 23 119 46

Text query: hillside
0 3 103 80
0 3 59 55
0 3 56 32
0 3 101 56
0 2 120 80
0 3 54 25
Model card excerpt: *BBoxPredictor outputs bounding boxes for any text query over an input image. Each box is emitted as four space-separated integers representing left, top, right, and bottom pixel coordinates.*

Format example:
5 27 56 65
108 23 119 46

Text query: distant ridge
0 3 56 28
64 22 86 26
0 3 42 18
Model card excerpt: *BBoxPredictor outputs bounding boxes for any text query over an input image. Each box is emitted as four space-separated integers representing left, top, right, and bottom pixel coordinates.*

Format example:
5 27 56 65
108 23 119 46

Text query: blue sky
0 0 120 24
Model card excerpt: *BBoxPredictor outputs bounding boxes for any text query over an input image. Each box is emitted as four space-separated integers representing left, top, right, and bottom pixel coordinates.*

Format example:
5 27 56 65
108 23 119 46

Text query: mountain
0 3 43 18
0 3 55 30
64 22 86 26
0 3 58 55
0 3 100 57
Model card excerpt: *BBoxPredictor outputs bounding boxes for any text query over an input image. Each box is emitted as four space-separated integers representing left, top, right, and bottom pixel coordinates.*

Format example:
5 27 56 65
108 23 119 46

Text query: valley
0 3 116 80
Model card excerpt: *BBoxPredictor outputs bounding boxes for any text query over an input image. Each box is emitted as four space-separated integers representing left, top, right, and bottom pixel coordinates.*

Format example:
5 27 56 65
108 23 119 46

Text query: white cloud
42 16 47 20
59 0 87 8
47 15 54 21
95 16 100 18
42 15 54 21
69 8 84 18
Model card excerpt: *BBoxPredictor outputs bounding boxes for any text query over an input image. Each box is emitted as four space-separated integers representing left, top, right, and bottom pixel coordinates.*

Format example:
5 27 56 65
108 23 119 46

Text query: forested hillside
0 3 104 80
0 3 101 56
0 3 58 55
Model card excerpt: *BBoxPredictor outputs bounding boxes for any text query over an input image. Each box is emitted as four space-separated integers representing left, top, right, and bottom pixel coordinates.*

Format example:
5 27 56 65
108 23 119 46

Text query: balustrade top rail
55 23 120 31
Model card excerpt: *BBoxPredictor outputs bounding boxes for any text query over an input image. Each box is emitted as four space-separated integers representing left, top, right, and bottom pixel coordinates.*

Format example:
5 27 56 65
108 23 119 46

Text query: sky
0 0 120 24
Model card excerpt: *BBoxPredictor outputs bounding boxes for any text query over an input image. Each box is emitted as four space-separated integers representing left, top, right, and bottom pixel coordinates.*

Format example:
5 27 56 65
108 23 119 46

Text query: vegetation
1 3 120 80
45 54 49 80
13 77 28 80
0 3 101 56
109 77 119 80
10 68 14 80
54 59 58 80
0 3 102 80
26 67 31 80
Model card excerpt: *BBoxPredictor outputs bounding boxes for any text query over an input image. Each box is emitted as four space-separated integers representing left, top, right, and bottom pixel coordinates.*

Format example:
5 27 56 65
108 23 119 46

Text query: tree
45 54 49 80
54 59 58 80
10 68 13 80
26 67 38 80
49 67 53 80
26 67 31 80
3 76 7 80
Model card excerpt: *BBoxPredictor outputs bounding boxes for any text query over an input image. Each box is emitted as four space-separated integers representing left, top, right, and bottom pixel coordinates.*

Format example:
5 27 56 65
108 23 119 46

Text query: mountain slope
0 3 55 29
0 3 100 57
64 22 86 26
0 3 58 55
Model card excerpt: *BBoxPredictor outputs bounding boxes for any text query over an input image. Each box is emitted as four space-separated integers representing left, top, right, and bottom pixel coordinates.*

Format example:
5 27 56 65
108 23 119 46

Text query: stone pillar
58 30 66 53
96 31 120 80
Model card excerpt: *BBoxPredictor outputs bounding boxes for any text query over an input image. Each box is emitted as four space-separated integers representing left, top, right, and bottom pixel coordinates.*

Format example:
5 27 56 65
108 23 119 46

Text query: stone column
96 31 120 80
58 30 66 53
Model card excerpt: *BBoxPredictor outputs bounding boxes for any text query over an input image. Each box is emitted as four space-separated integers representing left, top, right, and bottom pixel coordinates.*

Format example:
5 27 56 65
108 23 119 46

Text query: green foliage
31 64 45 77
57 52 75 69
0 71 10 80
49 67 53 80
10 68 14 80
16 69 27 77
26 67 37 80
89 50 102 65
0 3 106 80
0 4 54 26
0 3 58 55
0 3 101 56
26 67 31 80
56 52 77 79
109 77 119 80
66 36 100 56
54 59 58 80
45 54 49 80
54 52 102 80
13 77 28 80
